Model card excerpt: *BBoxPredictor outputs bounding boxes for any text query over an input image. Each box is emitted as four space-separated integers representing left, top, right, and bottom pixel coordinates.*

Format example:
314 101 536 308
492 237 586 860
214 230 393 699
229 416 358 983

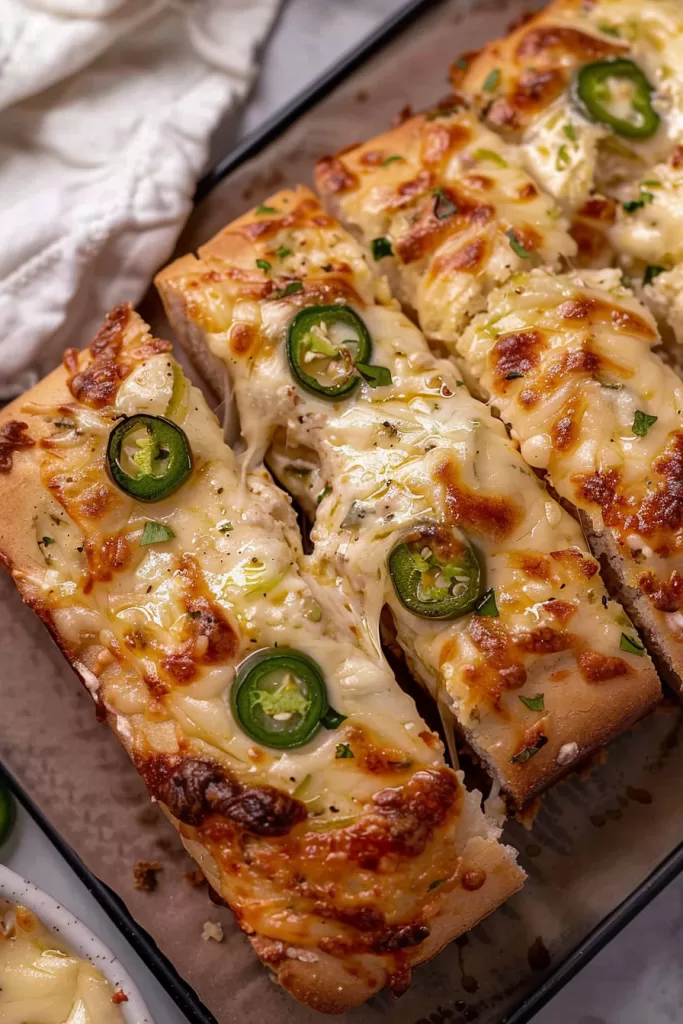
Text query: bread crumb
133 861 163 892
202 920 224 943
112 987 128 1005
184 868 206 888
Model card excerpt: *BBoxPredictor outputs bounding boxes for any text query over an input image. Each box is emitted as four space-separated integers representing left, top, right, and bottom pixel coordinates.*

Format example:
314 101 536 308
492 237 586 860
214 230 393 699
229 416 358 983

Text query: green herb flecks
519 693 545 712
433 187 458 220
356 363 392 388
371 237 393 260
643 264 665 286
483 68 501 92
620 632 645 656
511 735 548 764
141 521 175 546
632 410 658 437
507 230 532 259
273 280 303 299
475 588 498 618
321 708 347 729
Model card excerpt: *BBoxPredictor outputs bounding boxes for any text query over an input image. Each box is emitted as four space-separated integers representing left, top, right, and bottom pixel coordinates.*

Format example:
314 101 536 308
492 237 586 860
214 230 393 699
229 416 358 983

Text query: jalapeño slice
231 648 329 749
388 524 482 620
107 414 192 502
0 777 15 846
287 305 371 400
574 59 660 140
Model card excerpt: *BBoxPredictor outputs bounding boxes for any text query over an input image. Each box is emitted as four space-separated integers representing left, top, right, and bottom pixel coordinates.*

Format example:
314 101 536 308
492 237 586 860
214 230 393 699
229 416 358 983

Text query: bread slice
458 267 683 690
314 106 576 344
454 0 683 340
0 304 524 1012
156 186 661 813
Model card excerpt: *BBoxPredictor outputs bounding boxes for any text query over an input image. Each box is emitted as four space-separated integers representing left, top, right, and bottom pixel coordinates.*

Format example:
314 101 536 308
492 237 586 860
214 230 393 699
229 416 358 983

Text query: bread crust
0 308 524 1013
453 0 627 134
157 188 661 815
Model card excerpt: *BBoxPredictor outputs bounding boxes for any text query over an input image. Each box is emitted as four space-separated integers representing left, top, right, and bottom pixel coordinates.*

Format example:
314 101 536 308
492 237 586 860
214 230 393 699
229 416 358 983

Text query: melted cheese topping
157 188 660 809
0 902 124 1024
23 341 439 814
314 109 576 343
457 0 683 335
4 306 522 975
459 267 683 657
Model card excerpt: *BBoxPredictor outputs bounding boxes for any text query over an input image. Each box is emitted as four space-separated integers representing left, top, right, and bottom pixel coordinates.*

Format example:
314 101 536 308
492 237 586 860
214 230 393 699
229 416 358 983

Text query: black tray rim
6 0 683 1020
0 762 218 1024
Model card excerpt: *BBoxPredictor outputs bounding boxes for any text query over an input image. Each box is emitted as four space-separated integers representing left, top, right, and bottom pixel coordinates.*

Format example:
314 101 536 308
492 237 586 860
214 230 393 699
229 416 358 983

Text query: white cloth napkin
0 0 280 397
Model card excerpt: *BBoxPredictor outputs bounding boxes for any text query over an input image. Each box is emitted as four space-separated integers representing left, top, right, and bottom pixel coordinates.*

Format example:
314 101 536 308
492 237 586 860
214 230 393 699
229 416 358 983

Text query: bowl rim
0 863 155 1023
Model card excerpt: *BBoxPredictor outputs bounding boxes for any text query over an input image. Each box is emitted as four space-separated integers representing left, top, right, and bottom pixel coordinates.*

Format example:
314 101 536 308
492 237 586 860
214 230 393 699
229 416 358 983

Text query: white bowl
0 863 154 1024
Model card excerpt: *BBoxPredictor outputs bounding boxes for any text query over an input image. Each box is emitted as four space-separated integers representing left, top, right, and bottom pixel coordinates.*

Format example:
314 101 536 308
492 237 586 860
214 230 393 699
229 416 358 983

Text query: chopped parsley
632 410 658 437
598 22 621 36
255 258 271 272
510 735 548 764
321 707 347 729
218 521 234 534
519 693 545 712
255 204 278 215
335 743 354 759
428 878 446 890
356 363 392 388
382 154 404 166
563 123 577 141
140 521 175 546
620 632 645 656
316 485 332 505
455 379 465 387
371 236 393 260
623 186 655 214
275 246 292 260
454 56 469 70
433 187 458 220
475 588 498 618
482 68 501 92
39 536 55 547
505 371 524 380
507 229 531 259
273 280 303 299
643 264 665 286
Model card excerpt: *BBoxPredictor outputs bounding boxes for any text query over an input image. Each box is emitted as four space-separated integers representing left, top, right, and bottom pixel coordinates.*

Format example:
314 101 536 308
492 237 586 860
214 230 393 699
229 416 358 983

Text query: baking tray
4 0 683 1022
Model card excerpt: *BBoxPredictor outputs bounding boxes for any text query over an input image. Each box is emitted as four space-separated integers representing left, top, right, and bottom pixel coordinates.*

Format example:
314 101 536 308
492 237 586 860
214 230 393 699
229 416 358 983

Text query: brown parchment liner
4 1 683 1022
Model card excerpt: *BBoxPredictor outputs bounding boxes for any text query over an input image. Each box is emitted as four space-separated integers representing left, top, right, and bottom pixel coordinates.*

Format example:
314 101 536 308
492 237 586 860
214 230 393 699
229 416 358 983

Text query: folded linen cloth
0 0 280 397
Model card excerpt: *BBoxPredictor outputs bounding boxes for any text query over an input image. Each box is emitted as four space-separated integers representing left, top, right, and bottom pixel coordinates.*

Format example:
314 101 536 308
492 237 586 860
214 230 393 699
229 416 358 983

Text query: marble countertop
7 1 683 1023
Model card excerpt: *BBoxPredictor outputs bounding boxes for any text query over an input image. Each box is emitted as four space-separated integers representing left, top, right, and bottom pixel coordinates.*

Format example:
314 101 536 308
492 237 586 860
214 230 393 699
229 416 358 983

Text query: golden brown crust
0 305 524 1012
455 0 626 134
158 188 661 817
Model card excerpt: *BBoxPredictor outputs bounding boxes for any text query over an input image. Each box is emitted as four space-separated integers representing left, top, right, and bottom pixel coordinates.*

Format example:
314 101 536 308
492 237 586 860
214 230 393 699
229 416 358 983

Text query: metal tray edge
0 762 217 1024
5 0 683 1019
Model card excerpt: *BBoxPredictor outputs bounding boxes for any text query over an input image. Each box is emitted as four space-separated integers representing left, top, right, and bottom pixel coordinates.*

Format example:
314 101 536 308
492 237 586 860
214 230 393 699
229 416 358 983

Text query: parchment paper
4 1 683 1022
